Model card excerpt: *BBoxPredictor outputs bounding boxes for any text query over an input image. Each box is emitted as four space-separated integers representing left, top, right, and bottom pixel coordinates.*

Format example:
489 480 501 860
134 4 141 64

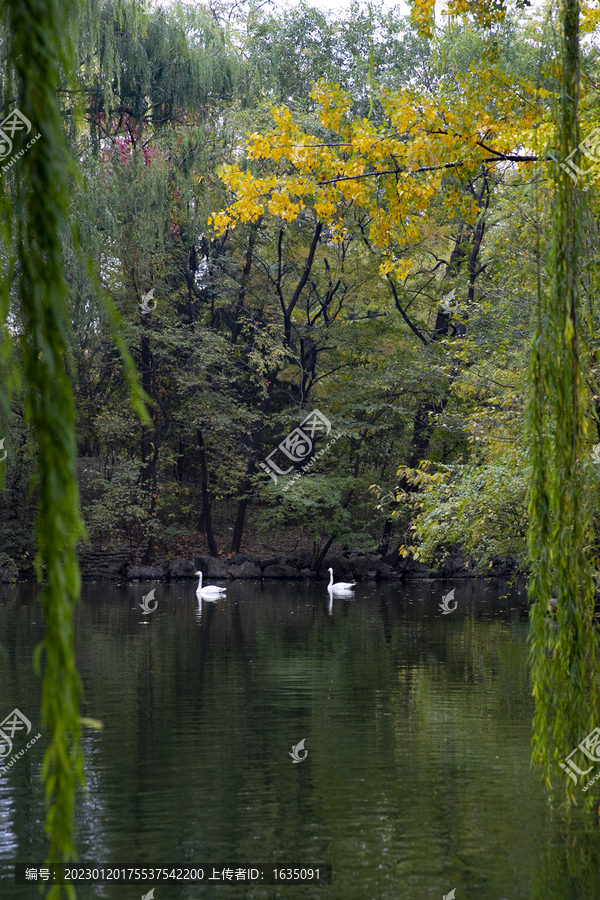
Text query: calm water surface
0 579 599 899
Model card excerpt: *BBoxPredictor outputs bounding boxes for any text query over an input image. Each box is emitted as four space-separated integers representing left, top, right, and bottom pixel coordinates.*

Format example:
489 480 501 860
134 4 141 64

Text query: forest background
1 0 597 576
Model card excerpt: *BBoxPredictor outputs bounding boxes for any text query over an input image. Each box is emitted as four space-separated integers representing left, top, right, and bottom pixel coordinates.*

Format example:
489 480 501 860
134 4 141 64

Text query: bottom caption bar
15 864 332 885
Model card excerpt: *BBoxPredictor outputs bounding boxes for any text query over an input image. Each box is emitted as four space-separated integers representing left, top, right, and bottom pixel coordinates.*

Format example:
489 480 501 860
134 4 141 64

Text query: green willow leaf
0 0 150 893
526 0 598 805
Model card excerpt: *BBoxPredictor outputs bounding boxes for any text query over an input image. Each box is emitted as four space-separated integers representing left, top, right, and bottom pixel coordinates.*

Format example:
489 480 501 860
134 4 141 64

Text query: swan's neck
197 572 203 591
328 571 333 587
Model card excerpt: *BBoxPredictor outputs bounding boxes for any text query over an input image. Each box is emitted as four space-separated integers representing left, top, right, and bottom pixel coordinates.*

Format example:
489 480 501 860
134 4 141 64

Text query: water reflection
0 578 599 899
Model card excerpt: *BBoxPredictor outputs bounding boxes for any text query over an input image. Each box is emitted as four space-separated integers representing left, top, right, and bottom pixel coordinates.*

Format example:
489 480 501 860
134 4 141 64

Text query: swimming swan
327 567 355 593
195 571 227 597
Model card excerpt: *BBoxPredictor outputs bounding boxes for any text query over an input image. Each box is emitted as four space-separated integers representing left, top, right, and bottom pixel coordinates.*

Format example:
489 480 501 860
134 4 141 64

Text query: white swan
327 567 355 593
195 571 227 598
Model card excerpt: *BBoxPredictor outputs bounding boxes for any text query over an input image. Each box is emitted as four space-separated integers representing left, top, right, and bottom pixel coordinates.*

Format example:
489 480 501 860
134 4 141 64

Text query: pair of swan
195 567 353 604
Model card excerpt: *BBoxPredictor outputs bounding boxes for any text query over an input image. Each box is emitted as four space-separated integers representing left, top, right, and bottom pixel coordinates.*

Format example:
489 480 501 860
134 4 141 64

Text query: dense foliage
2 0 572 570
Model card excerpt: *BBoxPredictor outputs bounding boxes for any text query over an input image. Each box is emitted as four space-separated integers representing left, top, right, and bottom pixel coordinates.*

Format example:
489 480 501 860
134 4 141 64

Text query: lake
1 578 599 899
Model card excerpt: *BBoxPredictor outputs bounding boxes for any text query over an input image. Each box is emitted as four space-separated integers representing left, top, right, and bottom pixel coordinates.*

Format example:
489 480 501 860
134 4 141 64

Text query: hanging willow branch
527 0 598 801
0 0 86 890
0 0 148 894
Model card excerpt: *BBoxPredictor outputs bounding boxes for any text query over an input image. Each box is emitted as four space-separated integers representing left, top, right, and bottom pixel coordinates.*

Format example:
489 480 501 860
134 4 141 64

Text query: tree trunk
140 329 157 564
230 484 251 554
231 226 258 345
408 397 448 468
377 518 393 556
176 437 185 484
230 371 278 553
197 427 218 557
230 222 323 552
141 441 159 565
140 332 153 488
313 535 336 573
312 490 355 573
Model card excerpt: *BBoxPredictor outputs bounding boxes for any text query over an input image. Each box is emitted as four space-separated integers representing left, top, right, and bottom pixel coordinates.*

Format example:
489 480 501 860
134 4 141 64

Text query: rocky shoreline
0 550 520 583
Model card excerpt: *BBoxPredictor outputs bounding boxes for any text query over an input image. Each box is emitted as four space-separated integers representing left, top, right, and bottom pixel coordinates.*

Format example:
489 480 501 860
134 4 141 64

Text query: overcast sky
267 0 409 17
